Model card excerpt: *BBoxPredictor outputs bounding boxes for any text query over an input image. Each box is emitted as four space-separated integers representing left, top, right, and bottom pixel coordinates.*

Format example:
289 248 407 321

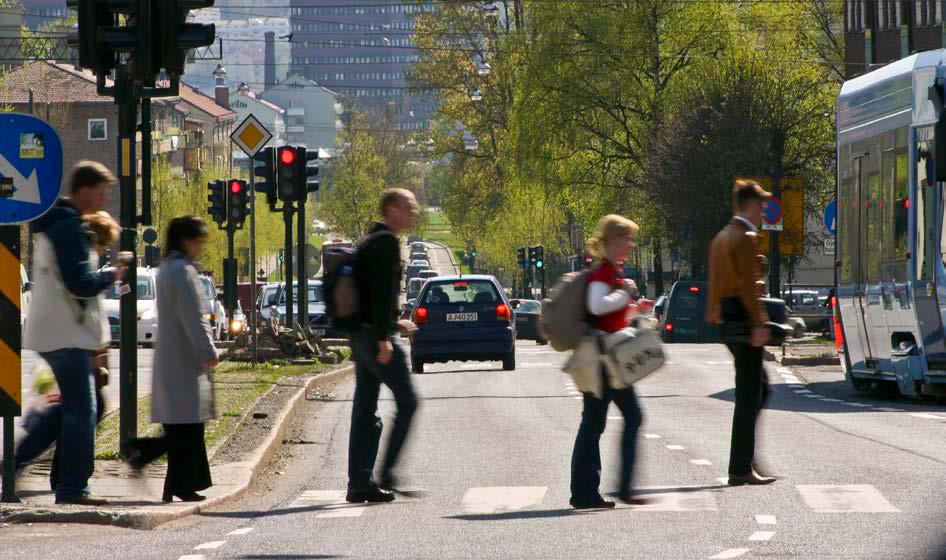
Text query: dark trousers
570 369 643 501
130 423 212 497
726 342 770 476
348 334 418 491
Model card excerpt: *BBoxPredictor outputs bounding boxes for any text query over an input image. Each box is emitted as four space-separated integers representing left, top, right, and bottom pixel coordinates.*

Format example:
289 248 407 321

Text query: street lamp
470 89 483 102
483 2 500 18
477 61 492 76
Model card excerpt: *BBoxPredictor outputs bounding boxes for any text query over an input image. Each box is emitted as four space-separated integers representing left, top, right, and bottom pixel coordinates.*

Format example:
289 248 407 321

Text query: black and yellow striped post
0 224 22 503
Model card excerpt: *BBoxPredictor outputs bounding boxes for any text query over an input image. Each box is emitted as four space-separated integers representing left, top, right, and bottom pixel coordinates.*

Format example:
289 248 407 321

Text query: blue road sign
824 200 837 236
0 113 63 225
762 197 783 226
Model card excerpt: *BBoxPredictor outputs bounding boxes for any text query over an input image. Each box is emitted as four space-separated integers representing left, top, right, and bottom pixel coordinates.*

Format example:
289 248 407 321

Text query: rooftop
0 61 113 104
179 84 237 120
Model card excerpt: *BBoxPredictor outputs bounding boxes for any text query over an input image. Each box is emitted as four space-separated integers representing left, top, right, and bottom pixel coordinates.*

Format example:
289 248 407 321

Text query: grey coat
151 252 218 424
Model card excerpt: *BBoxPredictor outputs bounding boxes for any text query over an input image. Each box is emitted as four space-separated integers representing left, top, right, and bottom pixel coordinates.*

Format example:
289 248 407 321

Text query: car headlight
230 319 244 333
139 308 156 321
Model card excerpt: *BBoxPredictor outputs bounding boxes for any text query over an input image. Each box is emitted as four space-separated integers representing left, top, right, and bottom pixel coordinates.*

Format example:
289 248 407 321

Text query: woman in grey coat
127 216 219 502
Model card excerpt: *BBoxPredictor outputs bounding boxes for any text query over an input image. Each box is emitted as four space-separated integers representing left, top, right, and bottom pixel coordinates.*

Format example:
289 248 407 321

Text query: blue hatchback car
409 275 516 373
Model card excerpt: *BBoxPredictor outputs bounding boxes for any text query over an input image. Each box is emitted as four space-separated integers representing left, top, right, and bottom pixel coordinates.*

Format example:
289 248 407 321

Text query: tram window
893 152 909 260
916 139 936 283
866 172 882 283
839 172 853 284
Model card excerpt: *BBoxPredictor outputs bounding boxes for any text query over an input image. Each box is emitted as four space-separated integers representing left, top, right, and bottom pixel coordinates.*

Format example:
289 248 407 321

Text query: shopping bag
601 327 666 385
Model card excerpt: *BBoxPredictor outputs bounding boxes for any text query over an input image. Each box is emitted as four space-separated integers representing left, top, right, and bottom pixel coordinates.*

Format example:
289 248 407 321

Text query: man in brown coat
706 180 776 486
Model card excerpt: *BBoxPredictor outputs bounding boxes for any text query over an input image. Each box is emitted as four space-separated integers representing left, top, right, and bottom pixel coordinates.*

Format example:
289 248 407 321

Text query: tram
837 50 946 396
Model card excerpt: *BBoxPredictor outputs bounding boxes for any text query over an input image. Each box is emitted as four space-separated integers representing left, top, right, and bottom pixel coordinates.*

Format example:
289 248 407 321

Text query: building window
88 118 107 141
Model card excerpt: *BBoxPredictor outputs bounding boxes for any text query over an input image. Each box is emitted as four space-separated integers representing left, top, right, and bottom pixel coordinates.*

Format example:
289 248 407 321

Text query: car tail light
664 323 673 332
689 286 700 293
414 307 429 326
210 312 216 322
496 304 511 321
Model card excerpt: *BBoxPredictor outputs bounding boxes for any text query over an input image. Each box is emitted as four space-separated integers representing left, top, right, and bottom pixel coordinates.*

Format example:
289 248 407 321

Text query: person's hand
397 319 418 335
750 326 770 348
94 351 108 370
622 279 640 299
377 340 393 365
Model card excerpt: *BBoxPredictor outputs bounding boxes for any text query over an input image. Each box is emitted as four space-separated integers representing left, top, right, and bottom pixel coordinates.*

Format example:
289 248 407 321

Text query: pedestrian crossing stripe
796 485 900 513
0 228 20 415
460 486 547 514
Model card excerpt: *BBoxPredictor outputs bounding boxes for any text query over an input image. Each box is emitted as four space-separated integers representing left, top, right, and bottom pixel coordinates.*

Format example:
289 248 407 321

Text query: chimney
264 31 276 90
213 64 229 109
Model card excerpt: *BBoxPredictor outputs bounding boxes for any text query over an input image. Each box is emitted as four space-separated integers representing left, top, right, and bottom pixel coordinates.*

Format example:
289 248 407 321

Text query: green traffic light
536 260 544 269
471 250 477 257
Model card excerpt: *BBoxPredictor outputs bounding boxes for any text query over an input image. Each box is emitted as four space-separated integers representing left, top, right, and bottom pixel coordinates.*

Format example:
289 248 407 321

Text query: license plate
447 312 478 322
516 316 528 322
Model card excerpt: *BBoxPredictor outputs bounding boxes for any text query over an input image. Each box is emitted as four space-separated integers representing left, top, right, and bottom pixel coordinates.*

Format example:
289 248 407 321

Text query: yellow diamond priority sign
231 114 273 157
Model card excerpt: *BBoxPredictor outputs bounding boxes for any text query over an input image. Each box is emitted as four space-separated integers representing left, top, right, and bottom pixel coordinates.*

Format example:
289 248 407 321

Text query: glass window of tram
916 133 937 284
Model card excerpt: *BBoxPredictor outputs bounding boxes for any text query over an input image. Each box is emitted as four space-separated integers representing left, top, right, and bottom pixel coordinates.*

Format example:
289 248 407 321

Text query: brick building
845 0 946 77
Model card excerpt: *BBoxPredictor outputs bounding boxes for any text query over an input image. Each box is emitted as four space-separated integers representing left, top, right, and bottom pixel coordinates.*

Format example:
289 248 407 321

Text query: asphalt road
5 342 946 559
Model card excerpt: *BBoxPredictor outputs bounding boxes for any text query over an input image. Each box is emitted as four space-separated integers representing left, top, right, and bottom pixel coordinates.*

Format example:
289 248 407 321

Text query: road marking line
874 407 905 412
804 394 824 398
666 444 685 450
690 459 712 466
796 484 900 513
195 542 226 550
847 403 871 407
794 390 813 394
776 367 794 374
787 384 805 388
317 504 368 518
460 486 547 515
909 412 946 420
755 514 777 525
228 528 254 536
748 531 776 541
625 485 718 511
178 556 206 560
820 398 843 402
644 433 661 439
782 378 801 384
607 415 623 420
709 549 750 559
519 362 555 368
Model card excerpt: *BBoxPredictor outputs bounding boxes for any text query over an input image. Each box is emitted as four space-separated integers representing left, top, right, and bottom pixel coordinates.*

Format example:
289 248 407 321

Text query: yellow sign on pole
738 176 804 257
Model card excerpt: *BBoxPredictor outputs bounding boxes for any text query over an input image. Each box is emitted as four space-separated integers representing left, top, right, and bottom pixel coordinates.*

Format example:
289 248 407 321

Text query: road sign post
230 115 272 362
0 113 64 502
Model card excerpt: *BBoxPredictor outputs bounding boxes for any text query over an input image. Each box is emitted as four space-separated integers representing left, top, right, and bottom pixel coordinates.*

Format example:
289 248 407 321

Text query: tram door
851 156 876 366
913 130 946 367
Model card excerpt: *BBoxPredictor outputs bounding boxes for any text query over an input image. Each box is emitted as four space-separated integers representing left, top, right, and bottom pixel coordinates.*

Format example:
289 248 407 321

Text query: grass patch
94 361 334 460
424 210 469 274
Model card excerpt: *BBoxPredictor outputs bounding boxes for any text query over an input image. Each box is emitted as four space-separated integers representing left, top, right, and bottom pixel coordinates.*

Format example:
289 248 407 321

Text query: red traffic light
230 181 242 193
279 148 296 165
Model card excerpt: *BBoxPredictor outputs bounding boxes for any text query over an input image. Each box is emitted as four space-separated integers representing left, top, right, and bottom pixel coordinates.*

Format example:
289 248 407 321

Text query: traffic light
67 0 113 76
517 246 526 269
207 180 225 224
534 245 544 269
253 146 276 207
152 0 216 79
276 145 297 202
303 148 320 194
227 179 248 227
528 245 537 268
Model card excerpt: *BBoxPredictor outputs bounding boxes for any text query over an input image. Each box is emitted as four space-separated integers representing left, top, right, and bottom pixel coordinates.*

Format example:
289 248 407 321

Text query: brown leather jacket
706 218 769 327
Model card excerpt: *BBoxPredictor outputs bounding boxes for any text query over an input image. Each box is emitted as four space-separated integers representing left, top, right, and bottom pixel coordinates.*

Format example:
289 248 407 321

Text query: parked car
782 290 832 332
257 282 280 323
410 275 516 373
103 267 160 347
659 281 718 343
511 299 546 344
407 277 425 300
406 260 431 282
272 281 338 338
199 275 228 341
418 269 439 280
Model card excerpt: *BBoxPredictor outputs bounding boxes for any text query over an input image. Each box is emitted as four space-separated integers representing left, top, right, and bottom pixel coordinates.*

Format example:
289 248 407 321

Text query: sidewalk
1 362 353 529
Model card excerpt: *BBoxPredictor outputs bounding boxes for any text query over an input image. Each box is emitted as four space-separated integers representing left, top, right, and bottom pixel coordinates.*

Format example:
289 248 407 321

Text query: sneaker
55 492 109 506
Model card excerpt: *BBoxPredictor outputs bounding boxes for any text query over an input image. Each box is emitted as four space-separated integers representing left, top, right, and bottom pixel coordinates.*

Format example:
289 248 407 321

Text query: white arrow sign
0 154 39 204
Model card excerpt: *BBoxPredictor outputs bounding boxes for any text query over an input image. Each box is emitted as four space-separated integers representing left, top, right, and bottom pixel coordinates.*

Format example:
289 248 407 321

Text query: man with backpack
345 188 420 504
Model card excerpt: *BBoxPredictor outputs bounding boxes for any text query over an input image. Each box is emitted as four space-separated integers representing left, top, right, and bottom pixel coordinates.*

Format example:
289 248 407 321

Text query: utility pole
769 130 786 298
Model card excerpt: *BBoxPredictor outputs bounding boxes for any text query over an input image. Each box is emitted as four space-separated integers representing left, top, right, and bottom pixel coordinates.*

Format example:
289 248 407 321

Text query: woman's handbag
601 326 667 385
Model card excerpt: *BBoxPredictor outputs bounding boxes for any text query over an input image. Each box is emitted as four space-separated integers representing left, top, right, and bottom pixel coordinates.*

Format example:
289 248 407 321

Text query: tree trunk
653 237 665 297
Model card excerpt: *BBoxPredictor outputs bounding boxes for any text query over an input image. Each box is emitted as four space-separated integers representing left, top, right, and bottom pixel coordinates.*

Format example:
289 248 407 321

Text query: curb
1 364 354 529
780 355 840 367
425 240 460 275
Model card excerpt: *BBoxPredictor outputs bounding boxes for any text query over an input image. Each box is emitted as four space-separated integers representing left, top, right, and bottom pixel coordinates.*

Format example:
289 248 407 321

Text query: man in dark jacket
346 188 420 504
19 161 123 505
706 180 775 487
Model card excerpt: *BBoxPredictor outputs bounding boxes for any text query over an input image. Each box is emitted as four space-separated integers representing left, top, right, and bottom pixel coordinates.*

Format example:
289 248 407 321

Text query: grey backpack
540 265 600 351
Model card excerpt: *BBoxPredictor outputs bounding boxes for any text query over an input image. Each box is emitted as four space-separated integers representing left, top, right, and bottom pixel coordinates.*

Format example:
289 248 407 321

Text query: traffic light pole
296 196 307 330
249 170 258 362
117 74 138 455
225 221 236 321
283 202 294 327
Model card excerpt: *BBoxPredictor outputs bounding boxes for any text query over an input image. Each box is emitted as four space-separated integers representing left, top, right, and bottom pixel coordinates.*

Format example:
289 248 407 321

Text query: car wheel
537 339 548 346
502 351 516 371
411 355 424 374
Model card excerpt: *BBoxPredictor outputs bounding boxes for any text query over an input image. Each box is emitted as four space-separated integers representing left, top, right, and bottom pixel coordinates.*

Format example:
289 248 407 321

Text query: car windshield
516 301 541 314
278 284 324 305
199 278 215 300
421 280 500 306
106 277 155 300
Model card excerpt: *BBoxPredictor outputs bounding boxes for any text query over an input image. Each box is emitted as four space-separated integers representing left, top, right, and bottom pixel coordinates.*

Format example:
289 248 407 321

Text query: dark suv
659 281 720 343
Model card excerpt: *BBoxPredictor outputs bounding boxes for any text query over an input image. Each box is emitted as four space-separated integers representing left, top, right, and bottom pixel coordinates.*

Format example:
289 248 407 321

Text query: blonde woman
570 214 647 509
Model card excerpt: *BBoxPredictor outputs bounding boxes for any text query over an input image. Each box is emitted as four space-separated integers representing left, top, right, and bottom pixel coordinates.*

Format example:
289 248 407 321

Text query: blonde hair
586 214 640 258
82 211 119 253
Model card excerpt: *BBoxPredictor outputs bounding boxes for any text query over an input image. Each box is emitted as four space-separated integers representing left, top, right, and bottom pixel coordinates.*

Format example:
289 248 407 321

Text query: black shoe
569 497 615 510
378 473 398 491
55 492 108 506
162 491 206 503
345 487 396 503
728 471 777 486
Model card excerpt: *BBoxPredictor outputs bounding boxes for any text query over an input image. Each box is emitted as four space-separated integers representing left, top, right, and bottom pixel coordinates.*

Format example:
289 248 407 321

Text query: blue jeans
570 368 643 502
347 334 418 491
38 349 97 499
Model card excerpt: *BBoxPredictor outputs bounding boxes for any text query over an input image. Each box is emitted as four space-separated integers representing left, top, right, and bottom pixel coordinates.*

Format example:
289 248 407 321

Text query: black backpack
323 230 394 333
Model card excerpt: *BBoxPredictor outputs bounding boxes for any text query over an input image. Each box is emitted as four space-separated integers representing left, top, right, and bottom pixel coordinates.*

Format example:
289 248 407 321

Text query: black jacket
32 198 115 298
356 222 401 340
